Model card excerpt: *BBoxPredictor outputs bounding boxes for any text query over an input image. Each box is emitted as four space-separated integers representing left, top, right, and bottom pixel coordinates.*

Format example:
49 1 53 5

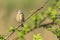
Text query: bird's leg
20 21 24 27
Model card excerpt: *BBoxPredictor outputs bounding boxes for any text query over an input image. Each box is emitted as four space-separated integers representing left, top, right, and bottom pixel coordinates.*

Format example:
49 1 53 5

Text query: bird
16 10 24 27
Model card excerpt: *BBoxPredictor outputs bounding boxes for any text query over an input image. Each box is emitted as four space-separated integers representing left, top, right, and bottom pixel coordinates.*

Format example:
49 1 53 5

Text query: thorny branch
4 0 49 40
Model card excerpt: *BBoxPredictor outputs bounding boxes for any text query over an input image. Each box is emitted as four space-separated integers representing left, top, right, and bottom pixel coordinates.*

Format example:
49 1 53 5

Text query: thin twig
25 0 49 21
4 0 49 40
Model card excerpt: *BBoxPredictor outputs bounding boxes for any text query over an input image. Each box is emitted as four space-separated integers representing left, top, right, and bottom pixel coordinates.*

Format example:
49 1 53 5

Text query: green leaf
30 14 36 21
17 30 25 37
49 9 57 21
56 19 60 24
57 1 60 6
51 15 56 20
48 7 52 12
33 34 43 40
0 35 4 40
51 9 57 15
56 0 60 9
23 24 31 33
38 12 44 21
54 28 60 37
9 26 15 32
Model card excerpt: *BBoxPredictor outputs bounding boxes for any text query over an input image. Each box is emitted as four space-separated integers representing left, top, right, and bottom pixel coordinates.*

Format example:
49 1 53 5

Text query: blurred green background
0 0 56 35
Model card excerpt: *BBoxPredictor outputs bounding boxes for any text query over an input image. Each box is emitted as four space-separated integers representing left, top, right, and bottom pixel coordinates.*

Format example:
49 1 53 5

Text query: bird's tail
21 23 24 27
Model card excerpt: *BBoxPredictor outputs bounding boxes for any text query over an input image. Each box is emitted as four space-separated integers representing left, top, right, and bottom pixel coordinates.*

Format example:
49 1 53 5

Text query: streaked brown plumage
16 10 24 27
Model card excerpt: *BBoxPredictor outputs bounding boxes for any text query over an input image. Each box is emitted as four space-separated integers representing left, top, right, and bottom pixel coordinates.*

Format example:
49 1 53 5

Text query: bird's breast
16 14 21 22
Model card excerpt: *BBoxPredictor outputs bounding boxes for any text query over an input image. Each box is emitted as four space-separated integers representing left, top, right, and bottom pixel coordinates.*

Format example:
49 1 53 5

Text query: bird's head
18 10 23 14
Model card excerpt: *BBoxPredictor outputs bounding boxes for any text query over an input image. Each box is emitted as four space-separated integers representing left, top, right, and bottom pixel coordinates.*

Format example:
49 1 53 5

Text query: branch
24 21 57 36
4 0 49 40
39 22 55 27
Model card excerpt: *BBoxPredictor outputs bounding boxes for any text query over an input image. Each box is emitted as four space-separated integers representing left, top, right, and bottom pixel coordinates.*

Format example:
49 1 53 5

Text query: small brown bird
16 10 24 27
